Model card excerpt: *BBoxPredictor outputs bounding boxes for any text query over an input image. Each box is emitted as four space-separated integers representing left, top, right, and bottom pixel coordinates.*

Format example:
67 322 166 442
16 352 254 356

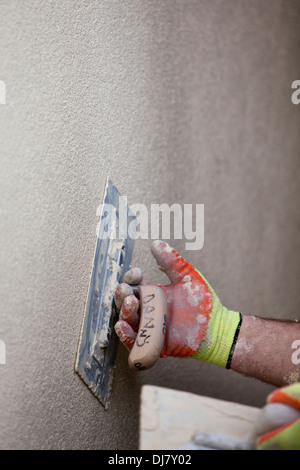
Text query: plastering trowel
75 178 167 409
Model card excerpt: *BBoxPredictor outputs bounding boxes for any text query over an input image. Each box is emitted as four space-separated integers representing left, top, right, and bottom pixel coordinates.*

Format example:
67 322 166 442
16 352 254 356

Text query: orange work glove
114 240 241 367
256 383 300 450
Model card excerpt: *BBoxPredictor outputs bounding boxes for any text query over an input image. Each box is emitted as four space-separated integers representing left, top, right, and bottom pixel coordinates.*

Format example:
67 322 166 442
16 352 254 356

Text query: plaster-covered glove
255 383 300 450
114 240 242 368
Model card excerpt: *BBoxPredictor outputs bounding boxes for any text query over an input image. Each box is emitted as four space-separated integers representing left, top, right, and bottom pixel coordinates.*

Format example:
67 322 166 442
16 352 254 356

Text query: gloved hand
114 240 242 368
255 383 300 450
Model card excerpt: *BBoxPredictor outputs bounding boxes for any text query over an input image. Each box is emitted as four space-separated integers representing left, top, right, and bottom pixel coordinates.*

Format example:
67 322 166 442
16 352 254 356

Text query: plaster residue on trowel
103 364 116 410
99 238 125 346
108 239 124 289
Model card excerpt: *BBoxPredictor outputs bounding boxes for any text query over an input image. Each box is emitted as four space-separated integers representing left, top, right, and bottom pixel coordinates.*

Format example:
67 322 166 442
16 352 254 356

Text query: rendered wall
0 0 299 449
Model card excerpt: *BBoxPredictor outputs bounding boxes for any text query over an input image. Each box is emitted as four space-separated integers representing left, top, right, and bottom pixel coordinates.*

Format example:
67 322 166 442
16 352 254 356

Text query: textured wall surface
0 0 299 449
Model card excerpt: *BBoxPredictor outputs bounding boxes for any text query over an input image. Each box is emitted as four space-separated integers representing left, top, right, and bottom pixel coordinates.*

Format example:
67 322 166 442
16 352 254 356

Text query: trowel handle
128 285 167 371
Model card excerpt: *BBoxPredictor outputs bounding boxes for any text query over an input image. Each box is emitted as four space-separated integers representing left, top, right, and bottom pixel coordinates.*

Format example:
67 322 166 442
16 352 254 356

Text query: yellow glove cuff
192 271 242 368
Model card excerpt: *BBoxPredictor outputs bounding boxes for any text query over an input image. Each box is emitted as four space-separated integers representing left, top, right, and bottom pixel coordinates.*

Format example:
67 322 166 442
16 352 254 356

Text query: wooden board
139 385 260 450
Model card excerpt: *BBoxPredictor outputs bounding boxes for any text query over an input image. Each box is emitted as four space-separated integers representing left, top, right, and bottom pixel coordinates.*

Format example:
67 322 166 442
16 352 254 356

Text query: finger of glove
267 383 300 412
114 283 134 311
122 267 152 288
256 384 300 450
123 267 143 285
114 319 136 351
253 403 300 437
256 417 300 450
119 294 140 331
151 240 195 285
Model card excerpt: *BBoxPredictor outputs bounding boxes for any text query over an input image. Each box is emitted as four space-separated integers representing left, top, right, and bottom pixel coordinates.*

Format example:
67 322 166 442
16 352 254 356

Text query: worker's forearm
231 316 300 387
